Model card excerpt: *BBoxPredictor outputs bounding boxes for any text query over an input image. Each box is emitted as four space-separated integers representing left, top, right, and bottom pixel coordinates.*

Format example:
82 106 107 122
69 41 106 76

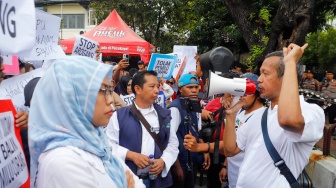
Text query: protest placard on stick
147 54 177 80
23 9 65 61
0 0 36 56
0 100 29 188
72 35 99 59
173 45 197 74
0 68 45 113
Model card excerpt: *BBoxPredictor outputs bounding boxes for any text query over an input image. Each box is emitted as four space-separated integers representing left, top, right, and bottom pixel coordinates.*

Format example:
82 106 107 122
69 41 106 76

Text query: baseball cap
178 74 199 87
138 60 144 65
242 73 259 92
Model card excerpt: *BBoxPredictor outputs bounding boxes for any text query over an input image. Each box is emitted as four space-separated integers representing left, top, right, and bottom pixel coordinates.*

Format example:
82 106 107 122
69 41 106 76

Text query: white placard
0 111 29 188
24 9 65 61
0 0 36 56
173 45 197 74
72 35 99 59
120 93 164 107
120 94 135 106
0 68 45 112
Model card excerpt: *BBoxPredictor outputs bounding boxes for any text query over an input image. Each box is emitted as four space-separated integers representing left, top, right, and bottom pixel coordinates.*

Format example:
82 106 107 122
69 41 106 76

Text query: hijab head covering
28 56 126 187
119 75 131 95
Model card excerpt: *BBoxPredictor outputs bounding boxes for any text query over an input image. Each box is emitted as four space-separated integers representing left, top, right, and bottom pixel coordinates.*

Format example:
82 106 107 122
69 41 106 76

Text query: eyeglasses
127 84 131 87
98 87 114 101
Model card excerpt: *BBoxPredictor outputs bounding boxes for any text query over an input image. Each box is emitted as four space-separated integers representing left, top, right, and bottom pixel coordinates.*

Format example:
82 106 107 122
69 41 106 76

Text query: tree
222 0 336 73
302 28 336 71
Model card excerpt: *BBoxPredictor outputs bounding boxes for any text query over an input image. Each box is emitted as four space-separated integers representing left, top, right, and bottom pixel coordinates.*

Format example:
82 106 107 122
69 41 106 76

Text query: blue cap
138 60 144 64
242 73 259 91
178 74 199 87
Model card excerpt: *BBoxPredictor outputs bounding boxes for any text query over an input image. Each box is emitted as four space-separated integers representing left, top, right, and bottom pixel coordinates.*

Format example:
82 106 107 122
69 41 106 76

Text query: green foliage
246 45 265 69
302 28 336 70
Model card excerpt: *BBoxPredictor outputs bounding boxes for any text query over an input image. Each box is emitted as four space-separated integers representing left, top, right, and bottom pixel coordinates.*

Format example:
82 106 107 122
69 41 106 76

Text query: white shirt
235 96 324 188
169 107 202 133
106 103 179 177
37 146 145 188
228 107 265 188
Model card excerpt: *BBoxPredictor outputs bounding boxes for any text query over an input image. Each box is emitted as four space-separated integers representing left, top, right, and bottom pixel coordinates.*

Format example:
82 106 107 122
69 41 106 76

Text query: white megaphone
207 71 256 97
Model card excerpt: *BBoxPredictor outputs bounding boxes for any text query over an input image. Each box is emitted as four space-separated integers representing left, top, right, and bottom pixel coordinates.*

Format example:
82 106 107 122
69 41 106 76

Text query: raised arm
278 43 308 134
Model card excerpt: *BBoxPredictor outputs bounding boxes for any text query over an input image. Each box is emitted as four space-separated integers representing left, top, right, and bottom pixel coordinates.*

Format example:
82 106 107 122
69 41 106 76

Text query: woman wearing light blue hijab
28 56 144 188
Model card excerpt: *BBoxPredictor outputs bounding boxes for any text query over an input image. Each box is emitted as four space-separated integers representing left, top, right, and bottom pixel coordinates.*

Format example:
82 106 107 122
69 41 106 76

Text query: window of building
88 9 97 26
55 14 85 29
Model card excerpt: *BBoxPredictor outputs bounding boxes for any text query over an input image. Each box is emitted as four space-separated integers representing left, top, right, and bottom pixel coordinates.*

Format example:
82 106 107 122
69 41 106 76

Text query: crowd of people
0 43 326 188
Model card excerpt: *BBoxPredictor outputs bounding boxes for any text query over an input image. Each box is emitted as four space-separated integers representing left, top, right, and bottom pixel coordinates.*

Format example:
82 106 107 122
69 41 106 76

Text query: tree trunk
223 0 266 49
224 0 313 74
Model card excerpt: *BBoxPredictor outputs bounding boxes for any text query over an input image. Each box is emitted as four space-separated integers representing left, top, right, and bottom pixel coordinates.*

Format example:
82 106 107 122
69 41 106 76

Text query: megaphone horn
207 71 256 97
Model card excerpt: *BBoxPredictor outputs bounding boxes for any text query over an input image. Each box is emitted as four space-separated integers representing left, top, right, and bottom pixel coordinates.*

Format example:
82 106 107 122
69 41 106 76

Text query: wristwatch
221 163 227 169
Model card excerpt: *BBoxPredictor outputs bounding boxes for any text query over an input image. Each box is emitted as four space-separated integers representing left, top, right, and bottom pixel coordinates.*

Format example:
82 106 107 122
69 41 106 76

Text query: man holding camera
168 73 210 188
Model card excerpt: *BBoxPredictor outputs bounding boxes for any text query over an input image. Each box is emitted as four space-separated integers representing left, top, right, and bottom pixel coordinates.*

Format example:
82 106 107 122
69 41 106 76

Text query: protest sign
23 9 65 61
120 93 164 107
168 53 187 81
173 45 197 74
1 55 19 75
0 68 45 113
0 100 29 188
148 54 177 80
120 94 135 106
72 35 99 59
0 0 36 56
155 92 165 108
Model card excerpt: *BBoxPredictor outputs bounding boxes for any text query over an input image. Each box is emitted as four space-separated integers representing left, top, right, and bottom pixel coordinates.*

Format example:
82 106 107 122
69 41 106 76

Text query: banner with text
72 35 99 59
2 55 19 75
148 54 177 80
24 9 65 61
0 100 29 188
0 0 36 56
173 45 197 74
120 93 164 107
0 68 45 113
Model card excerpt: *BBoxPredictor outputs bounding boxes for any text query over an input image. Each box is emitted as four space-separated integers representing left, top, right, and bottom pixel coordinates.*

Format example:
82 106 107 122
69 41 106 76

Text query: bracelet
206 142 210 153
221 163 227 169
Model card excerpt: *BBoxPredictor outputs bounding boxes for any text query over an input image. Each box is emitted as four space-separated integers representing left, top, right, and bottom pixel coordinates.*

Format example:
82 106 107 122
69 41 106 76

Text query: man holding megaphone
223 44 324 187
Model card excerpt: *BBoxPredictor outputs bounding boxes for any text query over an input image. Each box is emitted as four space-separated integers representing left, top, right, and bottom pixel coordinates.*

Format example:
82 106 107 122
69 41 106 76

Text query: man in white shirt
106 70 178 188
223 44 325 188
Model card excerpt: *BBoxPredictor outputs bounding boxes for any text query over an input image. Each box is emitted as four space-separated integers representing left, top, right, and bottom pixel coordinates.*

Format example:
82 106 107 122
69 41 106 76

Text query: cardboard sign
24 9 65 61
2 55 19 75
173 45 197 74
120 93 165 107
0 100 29 188
72 35 99 59
120 94 135 106
0 0 36 56
0 68 45 113
148 54 177 80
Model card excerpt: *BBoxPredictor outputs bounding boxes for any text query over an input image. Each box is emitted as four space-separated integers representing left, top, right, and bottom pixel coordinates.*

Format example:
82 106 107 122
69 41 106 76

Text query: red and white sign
0 100 29 188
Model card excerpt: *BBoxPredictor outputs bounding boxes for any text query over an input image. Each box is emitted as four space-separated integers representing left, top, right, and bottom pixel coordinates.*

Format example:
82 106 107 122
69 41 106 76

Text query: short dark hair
131 70 157 95
265 50 303 85
129 68 139 78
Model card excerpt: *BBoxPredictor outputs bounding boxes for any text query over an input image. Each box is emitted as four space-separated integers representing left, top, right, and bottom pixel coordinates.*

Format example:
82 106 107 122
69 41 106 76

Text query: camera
200 114 217 143
180 97 202 113
123 54 129 63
